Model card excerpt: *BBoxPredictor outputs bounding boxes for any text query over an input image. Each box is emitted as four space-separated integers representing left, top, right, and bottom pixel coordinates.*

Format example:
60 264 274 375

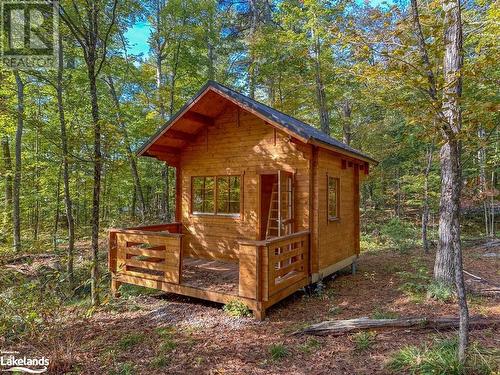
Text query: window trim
327 175 340 221
191 175 242 217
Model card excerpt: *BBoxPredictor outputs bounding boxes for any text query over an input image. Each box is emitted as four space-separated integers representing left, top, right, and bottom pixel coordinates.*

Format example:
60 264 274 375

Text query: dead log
294 316 499 336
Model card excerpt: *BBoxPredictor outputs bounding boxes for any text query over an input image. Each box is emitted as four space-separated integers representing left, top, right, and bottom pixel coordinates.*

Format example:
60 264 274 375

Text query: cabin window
192 175 241 216
192 177 215 213
217 176 241 214
328 176 340 220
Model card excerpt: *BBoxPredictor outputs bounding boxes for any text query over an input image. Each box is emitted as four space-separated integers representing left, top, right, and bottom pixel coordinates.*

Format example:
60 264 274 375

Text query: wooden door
278 170 294 236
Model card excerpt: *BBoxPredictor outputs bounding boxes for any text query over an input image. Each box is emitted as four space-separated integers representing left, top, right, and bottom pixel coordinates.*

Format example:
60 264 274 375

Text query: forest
0 0 498 374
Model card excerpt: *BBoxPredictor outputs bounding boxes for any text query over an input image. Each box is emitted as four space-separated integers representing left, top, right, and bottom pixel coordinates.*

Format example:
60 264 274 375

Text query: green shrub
117 333 145 350
328 305 342 316
151 355 171 368
269 343 289 361
159 339 176 353
397 261 430 302
381 218 418 252
427 282 454 302
109 362 135 375
353 331 376 352
223 300 251 317
388 338 499 375
372 308 399 319
299 337 322 354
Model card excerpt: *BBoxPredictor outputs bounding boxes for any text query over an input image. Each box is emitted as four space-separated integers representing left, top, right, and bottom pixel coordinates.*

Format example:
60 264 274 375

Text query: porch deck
182 257 238 294
108 223 310 319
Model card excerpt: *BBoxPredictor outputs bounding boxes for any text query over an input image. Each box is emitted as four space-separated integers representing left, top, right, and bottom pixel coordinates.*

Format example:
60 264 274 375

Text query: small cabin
108 81 377 319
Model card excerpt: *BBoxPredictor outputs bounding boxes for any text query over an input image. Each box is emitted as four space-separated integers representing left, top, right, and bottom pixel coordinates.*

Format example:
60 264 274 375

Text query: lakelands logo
0 350 49 373
0 0 59 69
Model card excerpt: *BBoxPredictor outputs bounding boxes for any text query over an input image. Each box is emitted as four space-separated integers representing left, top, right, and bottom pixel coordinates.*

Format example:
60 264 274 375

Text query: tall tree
105 74 146 219
56 34 76 287
60 0 119 305
12 71 24 253
1 136 13 228
439 0 468 361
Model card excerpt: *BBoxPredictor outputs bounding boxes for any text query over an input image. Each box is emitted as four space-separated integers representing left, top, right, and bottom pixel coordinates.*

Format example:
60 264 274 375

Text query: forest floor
2 239 499 374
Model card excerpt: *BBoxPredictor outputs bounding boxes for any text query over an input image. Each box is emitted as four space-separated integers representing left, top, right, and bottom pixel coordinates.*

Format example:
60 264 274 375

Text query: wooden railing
238 231 310 302
109 223 183 285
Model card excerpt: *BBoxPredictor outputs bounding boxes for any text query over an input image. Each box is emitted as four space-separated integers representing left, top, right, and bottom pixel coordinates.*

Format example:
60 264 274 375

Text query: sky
124 21 150 57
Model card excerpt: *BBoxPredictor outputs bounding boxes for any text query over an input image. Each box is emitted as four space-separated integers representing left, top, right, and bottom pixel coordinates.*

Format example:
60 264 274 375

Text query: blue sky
124 21 150 56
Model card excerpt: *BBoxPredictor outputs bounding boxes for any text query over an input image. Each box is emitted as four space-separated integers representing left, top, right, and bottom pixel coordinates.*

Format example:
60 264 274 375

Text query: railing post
108 230 122 297
109 230 118 272
238 242 259 299
260 244 269 302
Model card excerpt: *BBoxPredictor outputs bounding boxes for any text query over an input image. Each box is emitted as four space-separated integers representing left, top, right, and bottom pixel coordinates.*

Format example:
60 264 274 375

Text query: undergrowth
353 331 376 352
388 338 499 375
223 300 251 317
269 343 289 361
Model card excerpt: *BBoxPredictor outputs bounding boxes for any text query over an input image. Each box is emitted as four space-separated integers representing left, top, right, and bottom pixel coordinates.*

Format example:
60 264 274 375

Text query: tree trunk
206 7 215 81
53 166 61 251
248 0 258 99
477 126 490 236
437 0 468 362
106 75 146 220
33 128 40 242
88 57 101 307
155 0 166 121
156 52 165 120
12 71 24 253
2 136 13 227
341 100 352 145
131 185 137 219
312 31 330 135
490 171 495 237
422 144 434 253
57 36 76 287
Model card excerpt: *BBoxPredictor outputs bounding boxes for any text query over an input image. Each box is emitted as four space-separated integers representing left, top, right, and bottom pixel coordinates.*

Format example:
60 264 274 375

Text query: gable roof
138 81 378 164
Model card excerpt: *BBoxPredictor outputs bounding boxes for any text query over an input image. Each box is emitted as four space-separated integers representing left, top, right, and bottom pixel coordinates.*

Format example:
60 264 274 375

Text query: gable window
328 176 340 221
192 175 241 216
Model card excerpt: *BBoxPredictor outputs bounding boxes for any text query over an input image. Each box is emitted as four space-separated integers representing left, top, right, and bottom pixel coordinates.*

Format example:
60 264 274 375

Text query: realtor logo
0 350 49 373
0 0 59 69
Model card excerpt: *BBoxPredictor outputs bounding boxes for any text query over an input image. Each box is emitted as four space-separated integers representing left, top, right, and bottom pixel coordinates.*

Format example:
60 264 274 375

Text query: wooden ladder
265 183 279 239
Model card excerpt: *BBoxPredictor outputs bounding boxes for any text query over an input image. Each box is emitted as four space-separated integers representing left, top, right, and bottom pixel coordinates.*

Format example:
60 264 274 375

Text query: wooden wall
178 105 311 261
315 149 359 272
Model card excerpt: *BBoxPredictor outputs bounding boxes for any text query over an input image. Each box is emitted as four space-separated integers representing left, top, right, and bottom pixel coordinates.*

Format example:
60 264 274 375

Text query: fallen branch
464 270 500 288
294 316 499 336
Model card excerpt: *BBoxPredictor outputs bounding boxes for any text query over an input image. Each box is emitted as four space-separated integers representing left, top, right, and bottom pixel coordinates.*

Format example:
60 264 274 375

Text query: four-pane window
192 175 241 215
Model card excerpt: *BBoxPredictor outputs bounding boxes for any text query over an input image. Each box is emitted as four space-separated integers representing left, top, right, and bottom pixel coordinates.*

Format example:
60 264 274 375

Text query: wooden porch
108 223 310 319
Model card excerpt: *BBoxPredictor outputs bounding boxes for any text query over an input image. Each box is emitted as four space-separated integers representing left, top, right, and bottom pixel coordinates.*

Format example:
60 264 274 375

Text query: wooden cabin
108 81 377 319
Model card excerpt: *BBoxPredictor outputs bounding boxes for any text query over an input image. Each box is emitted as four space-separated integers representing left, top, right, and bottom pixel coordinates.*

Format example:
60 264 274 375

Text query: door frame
257 170 295 240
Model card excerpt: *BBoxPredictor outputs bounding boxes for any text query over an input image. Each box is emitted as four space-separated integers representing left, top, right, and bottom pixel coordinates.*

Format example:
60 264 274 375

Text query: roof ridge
139 80 377 164
207 81 376 162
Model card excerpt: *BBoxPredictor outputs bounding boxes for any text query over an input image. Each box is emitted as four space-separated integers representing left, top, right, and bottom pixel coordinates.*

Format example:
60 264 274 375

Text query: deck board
181 257 239 295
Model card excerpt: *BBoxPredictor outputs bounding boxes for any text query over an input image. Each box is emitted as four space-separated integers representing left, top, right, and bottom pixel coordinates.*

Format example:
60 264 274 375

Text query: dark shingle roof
139 80 377 164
